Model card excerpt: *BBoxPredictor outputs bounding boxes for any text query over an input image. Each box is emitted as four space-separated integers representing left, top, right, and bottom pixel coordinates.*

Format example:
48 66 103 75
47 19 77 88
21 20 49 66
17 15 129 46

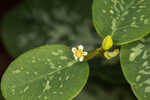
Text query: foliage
1 45 89 100
120 35 150 100
92 0 150 45
1 0 150 100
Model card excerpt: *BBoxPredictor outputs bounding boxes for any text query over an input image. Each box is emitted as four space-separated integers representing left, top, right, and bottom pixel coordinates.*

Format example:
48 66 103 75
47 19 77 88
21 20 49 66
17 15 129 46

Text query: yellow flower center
74 49 84 58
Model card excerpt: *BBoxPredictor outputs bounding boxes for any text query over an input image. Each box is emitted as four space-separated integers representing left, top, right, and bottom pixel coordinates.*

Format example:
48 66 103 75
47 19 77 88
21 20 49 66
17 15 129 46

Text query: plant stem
85 47 104 61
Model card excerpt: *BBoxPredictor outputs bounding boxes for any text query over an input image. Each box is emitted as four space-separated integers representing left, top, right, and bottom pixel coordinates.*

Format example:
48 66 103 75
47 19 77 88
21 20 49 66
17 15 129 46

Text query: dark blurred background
0 0 21 80
0 1 19 99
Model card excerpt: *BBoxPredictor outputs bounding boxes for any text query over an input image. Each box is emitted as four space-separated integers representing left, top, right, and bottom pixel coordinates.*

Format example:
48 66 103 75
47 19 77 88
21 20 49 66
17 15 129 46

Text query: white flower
72 45 88 62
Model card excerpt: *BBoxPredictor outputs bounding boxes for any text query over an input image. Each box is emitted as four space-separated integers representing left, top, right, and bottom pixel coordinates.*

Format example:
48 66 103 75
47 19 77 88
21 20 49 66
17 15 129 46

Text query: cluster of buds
101 35 120 60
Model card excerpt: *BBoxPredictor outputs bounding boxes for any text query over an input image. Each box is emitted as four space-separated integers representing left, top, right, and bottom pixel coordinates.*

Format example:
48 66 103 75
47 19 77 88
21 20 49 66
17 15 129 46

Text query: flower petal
74 56 78 60
83 52 88 56
79 57 84 62
78 45 84 50
72 47 76 52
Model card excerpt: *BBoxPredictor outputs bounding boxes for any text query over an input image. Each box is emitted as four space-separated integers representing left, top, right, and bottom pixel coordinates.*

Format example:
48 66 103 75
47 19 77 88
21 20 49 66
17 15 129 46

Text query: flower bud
104 49 119 60
102 35 113 50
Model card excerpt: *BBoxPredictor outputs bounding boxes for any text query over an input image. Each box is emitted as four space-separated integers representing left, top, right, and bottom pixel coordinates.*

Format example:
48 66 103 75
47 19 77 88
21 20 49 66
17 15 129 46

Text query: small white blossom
72 45 88 62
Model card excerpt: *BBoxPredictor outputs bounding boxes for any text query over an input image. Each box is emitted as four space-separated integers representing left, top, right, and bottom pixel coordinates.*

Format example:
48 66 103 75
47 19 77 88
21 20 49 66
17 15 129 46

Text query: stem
85 47 104 61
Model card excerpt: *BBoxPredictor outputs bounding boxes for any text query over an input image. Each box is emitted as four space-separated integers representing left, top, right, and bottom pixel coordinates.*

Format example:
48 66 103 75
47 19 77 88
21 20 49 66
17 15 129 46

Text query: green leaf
0 89 4 100
1 45 89 100
0 82 4 100
120 35 150 100
92 0 150 45
2 0 100 57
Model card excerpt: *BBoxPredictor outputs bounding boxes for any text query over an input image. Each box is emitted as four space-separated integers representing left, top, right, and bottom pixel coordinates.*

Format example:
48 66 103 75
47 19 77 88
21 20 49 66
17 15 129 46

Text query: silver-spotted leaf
120 35 150 100
92 0 150 45
1 45 89 100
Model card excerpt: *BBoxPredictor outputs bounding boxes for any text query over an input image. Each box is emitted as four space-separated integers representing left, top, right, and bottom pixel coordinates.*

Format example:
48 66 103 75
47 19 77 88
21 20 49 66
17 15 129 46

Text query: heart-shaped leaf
2 0 100 57
120 35 150 100
1 45 89 100
92 0 150 45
